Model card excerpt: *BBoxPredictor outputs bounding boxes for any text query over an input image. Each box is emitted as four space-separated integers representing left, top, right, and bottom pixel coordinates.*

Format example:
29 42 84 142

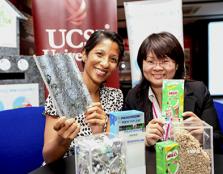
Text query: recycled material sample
34 54 92 118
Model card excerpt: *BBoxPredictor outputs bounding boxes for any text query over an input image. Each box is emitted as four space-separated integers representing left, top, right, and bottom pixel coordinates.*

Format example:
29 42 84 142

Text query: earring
82 55 86 62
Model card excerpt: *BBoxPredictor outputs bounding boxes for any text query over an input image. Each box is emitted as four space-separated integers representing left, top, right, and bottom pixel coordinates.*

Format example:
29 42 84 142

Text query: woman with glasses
124 32 223 172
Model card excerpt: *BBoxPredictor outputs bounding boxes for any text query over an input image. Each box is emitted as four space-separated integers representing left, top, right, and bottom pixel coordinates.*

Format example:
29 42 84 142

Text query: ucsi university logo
46 28 94 49
43 28 94 61
43 24 111 61
40 0 114 61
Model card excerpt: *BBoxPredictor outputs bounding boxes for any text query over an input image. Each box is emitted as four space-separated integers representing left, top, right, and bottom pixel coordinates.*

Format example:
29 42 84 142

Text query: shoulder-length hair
137 32 185 94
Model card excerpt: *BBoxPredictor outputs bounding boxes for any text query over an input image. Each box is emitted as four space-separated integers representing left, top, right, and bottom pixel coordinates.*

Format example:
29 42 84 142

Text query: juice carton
162 79 184 121
156 140 179 174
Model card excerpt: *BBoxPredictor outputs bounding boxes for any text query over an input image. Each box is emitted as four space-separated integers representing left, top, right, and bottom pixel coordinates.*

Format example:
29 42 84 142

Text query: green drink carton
156 140 179 174
162 79 184 121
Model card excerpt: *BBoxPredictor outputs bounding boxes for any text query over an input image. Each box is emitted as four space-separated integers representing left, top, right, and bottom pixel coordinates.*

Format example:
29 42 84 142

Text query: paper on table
34 54 92 118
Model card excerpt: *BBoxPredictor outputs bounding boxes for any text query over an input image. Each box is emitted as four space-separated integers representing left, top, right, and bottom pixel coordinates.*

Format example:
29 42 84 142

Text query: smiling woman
123 31 223 173
82 39 120 87
143 53 177 89
43 30 124 164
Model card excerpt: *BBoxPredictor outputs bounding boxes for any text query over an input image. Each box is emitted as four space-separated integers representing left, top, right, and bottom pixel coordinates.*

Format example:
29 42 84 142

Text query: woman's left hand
85 102 107 134
182 111 204 142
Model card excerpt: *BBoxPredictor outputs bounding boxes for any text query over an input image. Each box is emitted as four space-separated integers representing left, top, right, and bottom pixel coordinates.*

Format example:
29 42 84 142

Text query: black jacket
124 80 223 173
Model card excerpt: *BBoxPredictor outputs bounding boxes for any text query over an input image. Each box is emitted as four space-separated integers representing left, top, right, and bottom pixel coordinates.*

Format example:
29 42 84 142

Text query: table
214 154 223 174
29 154 223 174
29 156 75 174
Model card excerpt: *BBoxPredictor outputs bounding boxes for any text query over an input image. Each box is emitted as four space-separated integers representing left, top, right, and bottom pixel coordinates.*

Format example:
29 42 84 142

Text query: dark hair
83 30 124 62
136 32 185 97
137 31 185 79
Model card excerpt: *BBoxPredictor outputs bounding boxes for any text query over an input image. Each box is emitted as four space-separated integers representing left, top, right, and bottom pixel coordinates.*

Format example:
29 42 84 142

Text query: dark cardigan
124 80 223 173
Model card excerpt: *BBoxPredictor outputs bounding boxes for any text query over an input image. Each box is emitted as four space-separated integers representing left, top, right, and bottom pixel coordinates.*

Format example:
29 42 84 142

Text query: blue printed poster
0 83 39 111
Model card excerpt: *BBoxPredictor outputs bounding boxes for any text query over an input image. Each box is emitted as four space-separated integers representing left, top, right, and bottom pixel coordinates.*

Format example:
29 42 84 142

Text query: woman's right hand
53 117 80 146
145 118 165 146
43 115 80 164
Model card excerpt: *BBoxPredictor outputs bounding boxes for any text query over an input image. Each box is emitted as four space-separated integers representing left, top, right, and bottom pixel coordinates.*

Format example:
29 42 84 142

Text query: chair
214 101 223 133
0 106 45 174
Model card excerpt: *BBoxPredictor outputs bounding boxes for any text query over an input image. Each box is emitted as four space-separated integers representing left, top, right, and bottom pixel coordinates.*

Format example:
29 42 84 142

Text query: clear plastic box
75 133 126 174
171 121 214 174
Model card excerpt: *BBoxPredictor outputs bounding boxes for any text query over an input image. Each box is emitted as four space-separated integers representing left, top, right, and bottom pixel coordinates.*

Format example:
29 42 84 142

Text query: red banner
32 0 119 88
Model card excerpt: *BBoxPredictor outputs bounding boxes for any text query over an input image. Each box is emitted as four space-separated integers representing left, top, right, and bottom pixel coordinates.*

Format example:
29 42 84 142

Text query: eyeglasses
145 58 175 68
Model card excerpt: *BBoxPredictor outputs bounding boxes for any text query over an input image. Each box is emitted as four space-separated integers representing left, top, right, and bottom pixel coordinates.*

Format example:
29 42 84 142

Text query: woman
43 30 124 164
124 31 223 172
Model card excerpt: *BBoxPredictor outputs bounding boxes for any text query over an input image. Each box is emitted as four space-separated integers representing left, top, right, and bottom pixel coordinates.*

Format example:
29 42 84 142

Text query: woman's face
142 52 177 88
83 39 119 85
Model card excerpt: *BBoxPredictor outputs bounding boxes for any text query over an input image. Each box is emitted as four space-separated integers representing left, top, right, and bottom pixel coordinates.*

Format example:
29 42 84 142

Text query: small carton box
162 79 184 121
109 110 145 174
109 110 144 134
156 140 179 174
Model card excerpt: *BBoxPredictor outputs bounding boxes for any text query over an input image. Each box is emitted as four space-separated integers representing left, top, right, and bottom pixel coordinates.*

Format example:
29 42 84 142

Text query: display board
124 0 183 87
32 0 120 88
0 83 39 111
0 55 45 110
208 22 223 96
0 0 26 55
